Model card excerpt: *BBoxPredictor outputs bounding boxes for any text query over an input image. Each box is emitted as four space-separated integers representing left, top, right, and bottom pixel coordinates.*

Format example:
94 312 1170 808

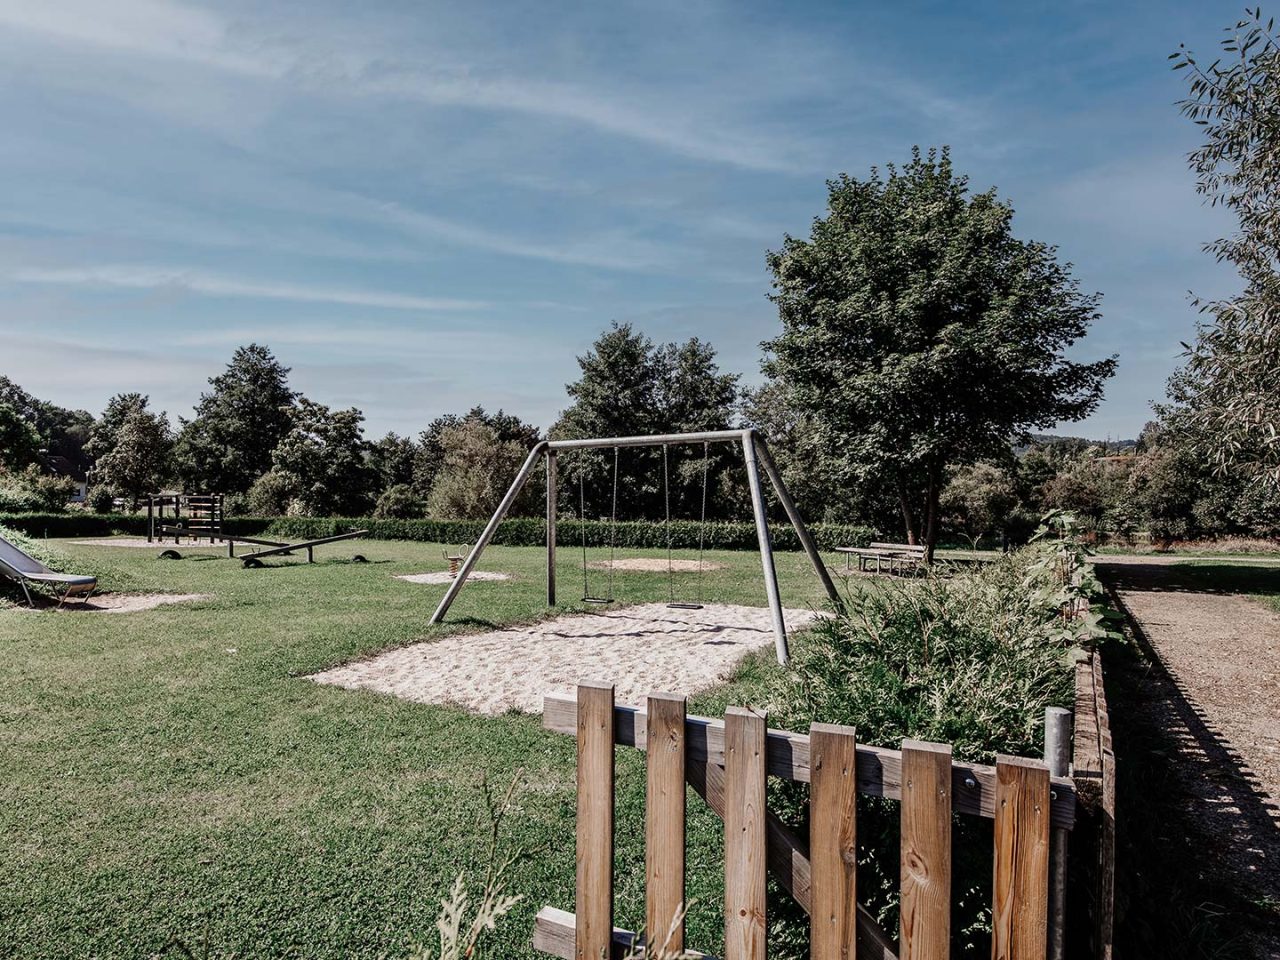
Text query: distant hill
1013 433 1138 455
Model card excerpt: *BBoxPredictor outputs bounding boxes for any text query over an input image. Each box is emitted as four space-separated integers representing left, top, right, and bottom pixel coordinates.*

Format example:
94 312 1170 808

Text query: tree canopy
174 344 298 494
1167 10 1280 487
763 147 1115 552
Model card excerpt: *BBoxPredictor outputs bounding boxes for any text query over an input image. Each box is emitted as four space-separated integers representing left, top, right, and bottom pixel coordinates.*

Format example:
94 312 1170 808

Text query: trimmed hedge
262 516 876 552
0 513 276 539
0 511 876 552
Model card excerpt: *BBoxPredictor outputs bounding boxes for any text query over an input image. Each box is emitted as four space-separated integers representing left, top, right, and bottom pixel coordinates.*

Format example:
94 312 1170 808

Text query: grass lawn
0 537 842 959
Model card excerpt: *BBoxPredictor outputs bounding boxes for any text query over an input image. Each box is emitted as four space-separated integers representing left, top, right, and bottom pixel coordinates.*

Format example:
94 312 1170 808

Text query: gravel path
311 602 816 715
1101 560 1280 951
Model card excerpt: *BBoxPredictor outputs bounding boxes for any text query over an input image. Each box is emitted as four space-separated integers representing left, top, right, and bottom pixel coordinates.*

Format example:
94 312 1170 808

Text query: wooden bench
835 541 927 576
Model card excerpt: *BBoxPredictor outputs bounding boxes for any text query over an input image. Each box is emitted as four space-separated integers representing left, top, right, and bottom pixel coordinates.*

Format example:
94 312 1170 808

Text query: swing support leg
546 450 557 606
741 432 790 666
752 435 843 611
430 441 550 624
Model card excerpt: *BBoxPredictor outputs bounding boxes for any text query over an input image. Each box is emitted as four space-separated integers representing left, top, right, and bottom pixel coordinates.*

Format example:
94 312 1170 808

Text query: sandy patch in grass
9 593 210 613
311 602 817 714
394 571 512 585
589 558 724 573
71 538 219 549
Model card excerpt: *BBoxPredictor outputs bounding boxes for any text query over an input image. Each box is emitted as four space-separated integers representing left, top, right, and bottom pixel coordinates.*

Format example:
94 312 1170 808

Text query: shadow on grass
1104 587 1280 958
1097 560 1280 598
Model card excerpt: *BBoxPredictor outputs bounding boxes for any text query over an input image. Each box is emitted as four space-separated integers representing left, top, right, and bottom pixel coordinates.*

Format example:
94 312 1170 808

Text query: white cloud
10 265 487 311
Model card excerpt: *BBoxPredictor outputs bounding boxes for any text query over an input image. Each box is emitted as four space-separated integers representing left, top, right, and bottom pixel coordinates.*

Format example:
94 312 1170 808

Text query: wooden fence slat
541 695 1078 829
577 682 615 960
724 707 768 960
810 723 858 960
900 740 952 960
992 756 1051 960
646 693 687 956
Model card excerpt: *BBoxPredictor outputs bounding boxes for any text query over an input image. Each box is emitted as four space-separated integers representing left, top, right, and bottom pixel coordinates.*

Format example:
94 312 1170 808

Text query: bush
0 466 77 513
246 470 299 517
373 484 425 519
730 532 1103 955
87 486 115 514
0 512 276 539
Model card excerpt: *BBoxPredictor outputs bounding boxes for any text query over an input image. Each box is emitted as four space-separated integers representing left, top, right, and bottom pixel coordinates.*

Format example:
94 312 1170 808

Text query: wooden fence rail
535 685 1076 960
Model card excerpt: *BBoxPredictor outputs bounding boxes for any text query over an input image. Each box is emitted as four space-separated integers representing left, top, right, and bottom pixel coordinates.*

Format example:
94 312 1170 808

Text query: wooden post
147 497 154 543
646 693 687 955
576 683 615 960
546 451 557 607
724 706 767 960
810 723 858 960
1044 708 1072 960
900 740 952 960
992 756 1051 960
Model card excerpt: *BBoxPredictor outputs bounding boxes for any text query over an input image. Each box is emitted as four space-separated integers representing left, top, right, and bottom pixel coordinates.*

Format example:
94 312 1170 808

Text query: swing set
429 429 839 665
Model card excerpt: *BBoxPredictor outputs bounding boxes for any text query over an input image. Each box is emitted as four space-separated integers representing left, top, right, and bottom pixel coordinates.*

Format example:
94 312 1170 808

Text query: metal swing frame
428 429 840 665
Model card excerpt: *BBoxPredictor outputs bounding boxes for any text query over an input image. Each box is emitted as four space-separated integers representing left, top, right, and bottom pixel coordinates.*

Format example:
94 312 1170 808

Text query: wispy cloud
10 265 487 311
0 0 806 173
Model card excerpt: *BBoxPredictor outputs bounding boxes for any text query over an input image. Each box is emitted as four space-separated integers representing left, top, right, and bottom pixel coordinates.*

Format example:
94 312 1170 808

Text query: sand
310 602 818 714
589 558 724 572
8 593 210 613
72 538 219 549
394 571 512 585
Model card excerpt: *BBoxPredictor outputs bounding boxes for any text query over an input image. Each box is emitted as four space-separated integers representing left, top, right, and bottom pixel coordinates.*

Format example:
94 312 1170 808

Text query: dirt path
1099 561 1280 953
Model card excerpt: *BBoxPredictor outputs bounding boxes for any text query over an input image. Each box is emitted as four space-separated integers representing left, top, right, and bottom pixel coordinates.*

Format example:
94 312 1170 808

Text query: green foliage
0 402 42 469
413 408 539 500
763 147 1115 553
373 483 425 519
551 323 741 520
89 401 174 506
426 419 538 520
1168 11 1280 488
267 398 376 516
0 465 77 513
87 486 116 514
0 376 94 473
261 515 876 552
173 344 298 494
940 463 1019 545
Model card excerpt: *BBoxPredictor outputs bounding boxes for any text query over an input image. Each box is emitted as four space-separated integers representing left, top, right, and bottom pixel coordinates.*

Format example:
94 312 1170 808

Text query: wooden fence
1069 652 1115 959
534 683 1077 960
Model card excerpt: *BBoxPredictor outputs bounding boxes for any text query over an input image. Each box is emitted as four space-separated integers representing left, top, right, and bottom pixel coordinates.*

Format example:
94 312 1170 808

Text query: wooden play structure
148 493 224 544
429 429 839 665
148 493 367 567
535 683 1078 960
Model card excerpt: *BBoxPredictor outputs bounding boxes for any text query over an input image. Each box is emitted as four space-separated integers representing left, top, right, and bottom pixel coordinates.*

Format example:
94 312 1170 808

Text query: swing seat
581 595 615 605
666 601 704 610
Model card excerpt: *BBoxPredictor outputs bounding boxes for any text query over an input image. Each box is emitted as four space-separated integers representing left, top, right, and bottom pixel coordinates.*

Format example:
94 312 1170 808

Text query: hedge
262 516 875 552
0 512 876 552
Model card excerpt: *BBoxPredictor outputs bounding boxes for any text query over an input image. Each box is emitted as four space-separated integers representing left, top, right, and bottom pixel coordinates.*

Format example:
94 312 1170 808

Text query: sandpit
395 571 512 585
9 593 210 613
589 558 724 573
310 602 818 714
72 538 218 549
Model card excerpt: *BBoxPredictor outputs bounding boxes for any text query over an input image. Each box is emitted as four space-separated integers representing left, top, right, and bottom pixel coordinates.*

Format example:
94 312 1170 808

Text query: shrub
87 486 115 514
0 465 77 513
374 484 425 519
246 470 298 517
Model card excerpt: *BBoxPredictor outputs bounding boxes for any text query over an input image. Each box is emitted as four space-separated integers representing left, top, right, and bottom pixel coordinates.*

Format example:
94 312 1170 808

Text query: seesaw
155 526 369 567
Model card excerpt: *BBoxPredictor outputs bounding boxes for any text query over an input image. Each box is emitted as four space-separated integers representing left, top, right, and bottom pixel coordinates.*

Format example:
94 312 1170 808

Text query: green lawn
0 538 840 959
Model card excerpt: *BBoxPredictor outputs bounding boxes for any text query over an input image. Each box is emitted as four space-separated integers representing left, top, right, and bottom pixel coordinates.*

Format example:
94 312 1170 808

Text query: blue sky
0 0 1242 440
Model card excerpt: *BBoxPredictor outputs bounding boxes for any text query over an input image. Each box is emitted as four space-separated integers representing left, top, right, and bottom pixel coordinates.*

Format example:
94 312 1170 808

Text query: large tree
763 148 1115 554
174 345 297 494
0 402 42 470
426 419 540 520
0 376 94 472
412 407 539 500
552 322 740 520
92 407 174 506
260 399 375 517
1167 11 1280 487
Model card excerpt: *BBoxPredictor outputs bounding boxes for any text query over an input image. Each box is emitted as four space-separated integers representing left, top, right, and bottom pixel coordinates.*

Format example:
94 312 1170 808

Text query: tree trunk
922 462 942 563
898 480 919 545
